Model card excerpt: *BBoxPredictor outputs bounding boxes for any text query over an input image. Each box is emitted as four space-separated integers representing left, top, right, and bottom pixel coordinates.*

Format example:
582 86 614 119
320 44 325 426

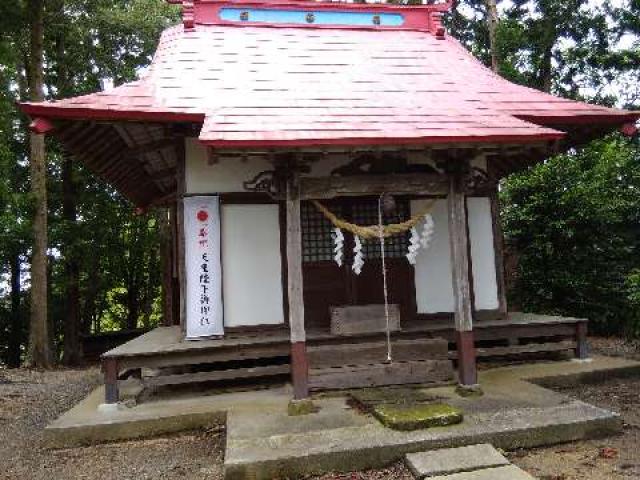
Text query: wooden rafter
122 138 178 158
299 173 448 199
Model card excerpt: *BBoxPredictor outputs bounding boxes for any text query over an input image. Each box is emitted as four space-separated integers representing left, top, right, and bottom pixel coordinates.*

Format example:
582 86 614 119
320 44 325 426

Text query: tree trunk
485 0 499 73
8 253 22 368
53 13 83 364
160 208 174 326
539 45 553 93
62 154 82 365
27 0 53 368
126 286 140 330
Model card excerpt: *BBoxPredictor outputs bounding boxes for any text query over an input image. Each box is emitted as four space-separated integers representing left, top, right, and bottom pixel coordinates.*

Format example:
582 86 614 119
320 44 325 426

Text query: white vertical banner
184 196 224 339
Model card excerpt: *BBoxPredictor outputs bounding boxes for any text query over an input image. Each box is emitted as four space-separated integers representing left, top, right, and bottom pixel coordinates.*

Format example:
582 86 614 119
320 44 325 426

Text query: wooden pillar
286 171 309 399
161 207 174 327
170 203 181 325
176 143 187 334
576 321 589 359
447 168 478 386
102 357 119 404
489 190 508 317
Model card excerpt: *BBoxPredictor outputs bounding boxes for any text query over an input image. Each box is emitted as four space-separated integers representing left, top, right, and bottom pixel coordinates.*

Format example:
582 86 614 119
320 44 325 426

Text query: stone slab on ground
373 403 463 431
429 465 536 480
225 355 639 479
350 386 444 409
44 386 227 448
224 400 620 479
405 444 509 478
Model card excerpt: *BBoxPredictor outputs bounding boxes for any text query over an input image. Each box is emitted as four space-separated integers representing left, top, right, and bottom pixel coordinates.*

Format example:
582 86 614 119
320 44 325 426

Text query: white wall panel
411 199 454 313
221 204 285 326
411 197 499 313
185 138 272 194
467 197 499 310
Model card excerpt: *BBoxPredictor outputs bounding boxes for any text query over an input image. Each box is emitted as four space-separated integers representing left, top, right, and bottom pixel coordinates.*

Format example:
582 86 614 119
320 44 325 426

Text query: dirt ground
0 368 224 480
508 336 640 480
0 336 638 480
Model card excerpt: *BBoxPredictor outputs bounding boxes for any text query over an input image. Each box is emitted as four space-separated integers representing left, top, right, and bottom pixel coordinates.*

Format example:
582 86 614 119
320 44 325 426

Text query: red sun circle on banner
196 210 209 222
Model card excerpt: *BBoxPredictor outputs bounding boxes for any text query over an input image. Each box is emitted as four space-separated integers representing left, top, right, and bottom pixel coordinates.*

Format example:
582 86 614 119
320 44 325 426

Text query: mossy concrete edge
224 406 621 480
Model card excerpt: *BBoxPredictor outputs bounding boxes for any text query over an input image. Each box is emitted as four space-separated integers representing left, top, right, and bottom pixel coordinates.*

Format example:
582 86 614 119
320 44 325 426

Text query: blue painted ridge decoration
219 8 404 27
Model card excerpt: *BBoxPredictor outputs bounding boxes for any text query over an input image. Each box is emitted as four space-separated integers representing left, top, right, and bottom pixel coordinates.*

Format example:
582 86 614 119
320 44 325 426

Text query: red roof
21 0 638 148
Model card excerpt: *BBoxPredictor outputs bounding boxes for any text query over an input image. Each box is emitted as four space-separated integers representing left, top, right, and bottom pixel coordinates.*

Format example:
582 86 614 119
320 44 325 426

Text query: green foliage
0 0 178 365
626 270 640 337
501 135 640 336
449 0 640 337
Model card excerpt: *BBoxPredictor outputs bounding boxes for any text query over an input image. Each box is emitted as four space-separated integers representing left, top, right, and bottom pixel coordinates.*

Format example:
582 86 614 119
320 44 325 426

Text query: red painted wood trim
455 330 477 386
575 322 589 359
516 112 640 126
19 103 205 123
29 117 56 134
102 357 119 404
201 132 565 149
620 122 638 136
194 1 450 33
195 0 452 14
291 341 309 399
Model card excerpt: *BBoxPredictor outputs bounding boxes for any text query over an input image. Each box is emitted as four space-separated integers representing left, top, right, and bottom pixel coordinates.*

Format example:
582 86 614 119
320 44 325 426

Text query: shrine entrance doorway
301 197 417 332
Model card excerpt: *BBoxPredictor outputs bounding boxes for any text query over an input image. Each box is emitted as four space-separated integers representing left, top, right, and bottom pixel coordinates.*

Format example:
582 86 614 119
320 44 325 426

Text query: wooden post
176 142 187 334
447 168 478 386
103 357 119 404
286 170 309 399
489 190 508 317
576 321 589 359
161 207 174 327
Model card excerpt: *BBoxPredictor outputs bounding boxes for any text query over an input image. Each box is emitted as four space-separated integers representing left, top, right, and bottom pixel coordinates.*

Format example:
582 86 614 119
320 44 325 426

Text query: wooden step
144 364 290 387
307 338 448 369
449 340 576 360
309 359 454 390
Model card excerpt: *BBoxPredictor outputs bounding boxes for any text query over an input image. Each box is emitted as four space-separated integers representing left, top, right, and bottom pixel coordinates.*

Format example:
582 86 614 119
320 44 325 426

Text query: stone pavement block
373 403 463 431
406 444 509 478
429 465 536 480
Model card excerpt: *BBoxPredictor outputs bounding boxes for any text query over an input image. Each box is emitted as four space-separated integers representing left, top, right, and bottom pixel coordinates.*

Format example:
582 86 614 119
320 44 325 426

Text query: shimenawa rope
311 199 436 239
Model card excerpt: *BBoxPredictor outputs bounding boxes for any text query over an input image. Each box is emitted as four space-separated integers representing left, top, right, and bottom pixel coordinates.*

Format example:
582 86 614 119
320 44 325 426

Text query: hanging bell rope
377 194 393 363
311 199 436 239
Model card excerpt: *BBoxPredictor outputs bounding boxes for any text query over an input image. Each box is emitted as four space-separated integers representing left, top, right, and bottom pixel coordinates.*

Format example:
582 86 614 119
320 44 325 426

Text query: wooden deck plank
309 360 453 390
103 325 291 358
448 340 577 359
307 339 447 369
102 313 586 359
144 364 290 387
118 343 291 370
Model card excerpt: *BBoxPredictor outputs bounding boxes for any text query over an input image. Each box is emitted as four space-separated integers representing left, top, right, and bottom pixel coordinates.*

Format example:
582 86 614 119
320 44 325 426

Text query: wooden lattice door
301 197 417 331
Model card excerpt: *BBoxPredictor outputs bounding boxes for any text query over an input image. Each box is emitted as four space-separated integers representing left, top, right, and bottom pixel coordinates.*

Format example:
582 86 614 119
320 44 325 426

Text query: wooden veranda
102 312 588 403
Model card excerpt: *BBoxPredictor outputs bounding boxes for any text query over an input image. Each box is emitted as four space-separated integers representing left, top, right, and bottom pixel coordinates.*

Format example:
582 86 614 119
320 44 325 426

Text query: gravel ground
0 367 224 480
0 336 638 480
508 337 640 480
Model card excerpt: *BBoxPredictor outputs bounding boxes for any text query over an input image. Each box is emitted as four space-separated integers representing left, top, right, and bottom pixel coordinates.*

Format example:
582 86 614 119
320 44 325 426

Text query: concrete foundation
45 356 640 479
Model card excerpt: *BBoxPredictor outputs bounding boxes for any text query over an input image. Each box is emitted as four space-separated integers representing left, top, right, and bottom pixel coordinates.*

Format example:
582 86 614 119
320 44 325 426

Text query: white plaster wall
411 199 454 313
220 204 285 326
186 139 355 193
468 197 500 310
185 138 273 193
411 197 499 313
185 139 489 194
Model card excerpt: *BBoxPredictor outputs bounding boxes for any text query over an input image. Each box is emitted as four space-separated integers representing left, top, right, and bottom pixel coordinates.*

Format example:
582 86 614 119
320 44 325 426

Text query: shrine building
21 0 639 404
